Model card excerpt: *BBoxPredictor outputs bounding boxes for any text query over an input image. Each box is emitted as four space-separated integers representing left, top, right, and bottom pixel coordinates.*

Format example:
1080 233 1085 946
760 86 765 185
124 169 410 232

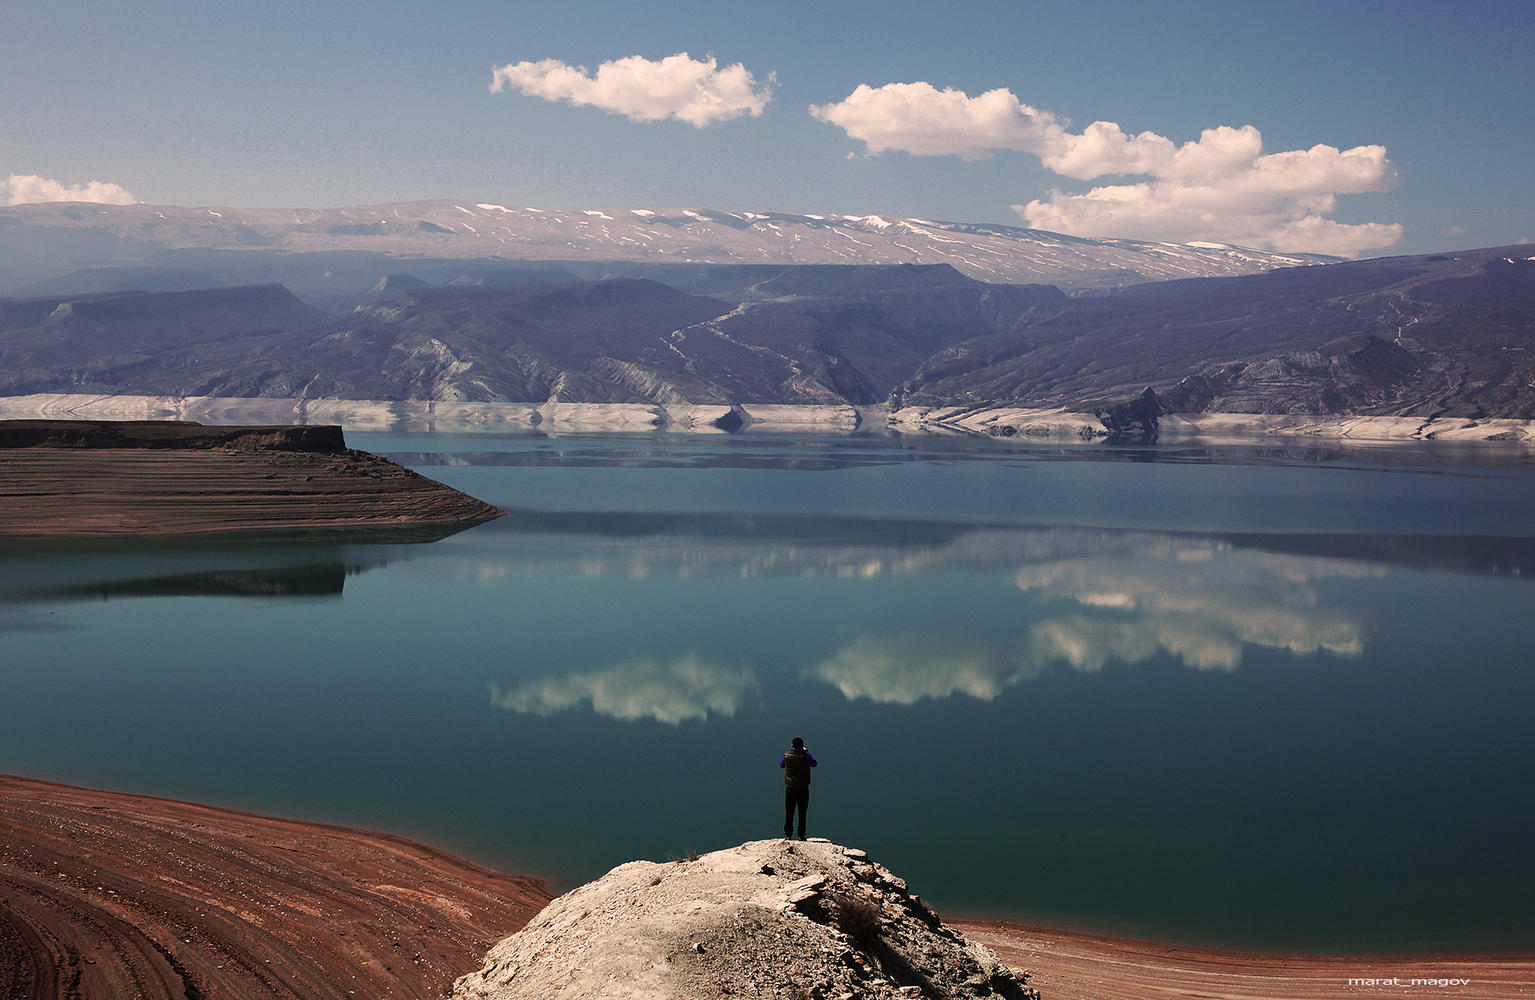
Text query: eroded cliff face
452 839 1040 1000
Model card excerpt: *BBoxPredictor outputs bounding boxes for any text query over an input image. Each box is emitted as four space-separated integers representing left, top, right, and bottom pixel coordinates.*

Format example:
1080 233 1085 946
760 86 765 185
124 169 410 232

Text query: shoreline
2 775 1530 1000
1 393 1532 446
954 919 1535 1000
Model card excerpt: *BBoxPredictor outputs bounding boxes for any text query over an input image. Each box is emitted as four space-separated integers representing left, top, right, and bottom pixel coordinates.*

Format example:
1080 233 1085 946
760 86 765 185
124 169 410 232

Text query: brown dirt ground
3 774 1530 1000
0 775 551 999
956 919 1535 1000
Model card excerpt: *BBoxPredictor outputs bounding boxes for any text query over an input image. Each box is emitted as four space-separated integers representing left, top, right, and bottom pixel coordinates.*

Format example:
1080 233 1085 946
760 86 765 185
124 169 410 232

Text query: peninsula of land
0 419 502 538
1 776 1529 1000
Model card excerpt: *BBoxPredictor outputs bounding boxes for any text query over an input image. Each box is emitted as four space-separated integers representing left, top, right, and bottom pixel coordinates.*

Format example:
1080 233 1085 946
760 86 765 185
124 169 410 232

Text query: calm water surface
2 431 1533 952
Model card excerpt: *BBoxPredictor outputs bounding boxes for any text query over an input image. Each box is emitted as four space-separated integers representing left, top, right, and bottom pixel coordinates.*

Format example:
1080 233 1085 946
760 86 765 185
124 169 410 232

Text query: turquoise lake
2 430 1532 953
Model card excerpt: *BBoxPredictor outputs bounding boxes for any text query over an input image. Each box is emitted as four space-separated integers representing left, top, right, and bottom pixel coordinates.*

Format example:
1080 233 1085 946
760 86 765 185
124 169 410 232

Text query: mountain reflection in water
0 545 396 604
462 508 1535 582
383 434 1535 473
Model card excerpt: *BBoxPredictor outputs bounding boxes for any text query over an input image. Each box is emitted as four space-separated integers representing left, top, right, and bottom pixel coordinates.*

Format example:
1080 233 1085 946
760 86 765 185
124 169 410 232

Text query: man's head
792 737 804 749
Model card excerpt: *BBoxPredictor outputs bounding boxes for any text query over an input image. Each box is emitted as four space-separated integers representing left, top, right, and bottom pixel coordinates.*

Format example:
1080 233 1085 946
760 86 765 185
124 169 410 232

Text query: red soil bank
0 775 551 1000
957 919 1535 1000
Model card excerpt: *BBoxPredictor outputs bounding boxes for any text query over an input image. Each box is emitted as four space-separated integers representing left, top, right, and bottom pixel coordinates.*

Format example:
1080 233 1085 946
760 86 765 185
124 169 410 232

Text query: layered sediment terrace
0 419 503 537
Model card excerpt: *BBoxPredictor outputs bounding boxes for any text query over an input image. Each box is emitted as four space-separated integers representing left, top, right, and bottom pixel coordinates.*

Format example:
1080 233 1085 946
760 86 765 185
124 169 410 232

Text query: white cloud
490 52 773 127
3 173 138 206
810 83 1063 160
811 82 1401 256
490 654 757 725
1017 140 1403 257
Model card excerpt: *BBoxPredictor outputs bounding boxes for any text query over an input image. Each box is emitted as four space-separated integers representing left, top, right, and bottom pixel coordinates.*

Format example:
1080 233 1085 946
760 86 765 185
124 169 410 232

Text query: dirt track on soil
0 775 551 999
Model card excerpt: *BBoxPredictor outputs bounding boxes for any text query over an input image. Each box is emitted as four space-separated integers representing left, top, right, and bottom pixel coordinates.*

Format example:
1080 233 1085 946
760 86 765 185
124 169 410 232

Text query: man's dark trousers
785 786 809 838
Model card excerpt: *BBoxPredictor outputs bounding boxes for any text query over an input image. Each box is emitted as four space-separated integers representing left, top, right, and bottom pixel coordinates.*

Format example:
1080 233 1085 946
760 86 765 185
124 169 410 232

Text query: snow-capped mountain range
0 199 1333 294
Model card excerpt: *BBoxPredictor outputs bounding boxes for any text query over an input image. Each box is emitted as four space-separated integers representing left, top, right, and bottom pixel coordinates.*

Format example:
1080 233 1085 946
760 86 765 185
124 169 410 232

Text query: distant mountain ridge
0 199 1333 296
896 247 1535 421
0 265 1062 405
1 248 1530 429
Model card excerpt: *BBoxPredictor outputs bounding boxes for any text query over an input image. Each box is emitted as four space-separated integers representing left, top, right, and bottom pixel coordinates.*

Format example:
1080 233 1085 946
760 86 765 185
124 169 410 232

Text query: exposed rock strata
0 419 502 537
889 403 1535 445
452 838 1039 1000
5 397 1533 445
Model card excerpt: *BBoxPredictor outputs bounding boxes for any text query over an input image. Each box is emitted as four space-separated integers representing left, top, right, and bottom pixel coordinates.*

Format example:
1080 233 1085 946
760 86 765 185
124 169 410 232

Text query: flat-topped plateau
0 419 502 538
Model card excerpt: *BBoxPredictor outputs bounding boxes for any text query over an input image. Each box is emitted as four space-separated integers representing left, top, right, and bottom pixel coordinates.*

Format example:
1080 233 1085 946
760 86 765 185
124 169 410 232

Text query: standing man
780 736 817 840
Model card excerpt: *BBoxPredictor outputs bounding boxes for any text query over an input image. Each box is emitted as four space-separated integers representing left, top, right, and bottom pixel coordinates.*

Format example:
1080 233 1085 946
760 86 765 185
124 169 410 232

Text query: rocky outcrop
1093 388 1162 442
452 839 1039 1000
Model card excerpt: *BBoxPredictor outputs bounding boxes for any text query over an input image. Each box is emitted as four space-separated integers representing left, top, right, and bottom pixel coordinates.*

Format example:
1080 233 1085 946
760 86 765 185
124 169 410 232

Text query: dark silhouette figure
780 736 817 840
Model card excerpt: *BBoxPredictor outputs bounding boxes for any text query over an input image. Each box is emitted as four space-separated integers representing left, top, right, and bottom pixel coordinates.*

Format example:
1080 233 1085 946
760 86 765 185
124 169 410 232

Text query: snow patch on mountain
1 198 1339 293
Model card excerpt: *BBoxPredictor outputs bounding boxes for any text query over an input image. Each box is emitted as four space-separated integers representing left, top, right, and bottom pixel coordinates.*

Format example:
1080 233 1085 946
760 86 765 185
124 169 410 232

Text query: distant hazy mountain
1 249 1529 421
0 199 1332 296
0 284 328 396
897 246 1535 420
0 265 1060 404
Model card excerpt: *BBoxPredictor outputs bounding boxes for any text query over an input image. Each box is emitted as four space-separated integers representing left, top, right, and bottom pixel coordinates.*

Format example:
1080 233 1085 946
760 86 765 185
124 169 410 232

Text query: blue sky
3 0 1532 255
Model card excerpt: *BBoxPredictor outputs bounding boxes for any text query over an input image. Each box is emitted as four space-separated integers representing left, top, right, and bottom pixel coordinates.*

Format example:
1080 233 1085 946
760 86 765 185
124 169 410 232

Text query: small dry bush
831 892 883 943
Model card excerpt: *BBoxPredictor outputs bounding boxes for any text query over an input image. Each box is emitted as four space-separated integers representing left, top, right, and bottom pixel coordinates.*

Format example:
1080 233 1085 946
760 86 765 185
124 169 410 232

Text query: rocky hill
0 283 328 396
897 246 1535 421
452 838 1039 1000
0 199 1330 296
1 248 1531 429
0 268 1062 405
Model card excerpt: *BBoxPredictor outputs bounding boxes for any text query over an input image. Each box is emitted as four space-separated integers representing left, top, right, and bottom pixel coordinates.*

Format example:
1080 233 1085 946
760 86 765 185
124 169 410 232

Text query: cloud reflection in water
491 655 759 725
811 542 1375 705
810 633 1036 705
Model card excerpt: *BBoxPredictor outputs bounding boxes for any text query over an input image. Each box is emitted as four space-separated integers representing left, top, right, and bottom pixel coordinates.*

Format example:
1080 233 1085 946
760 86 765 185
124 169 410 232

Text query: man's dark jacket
780 747 817 789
